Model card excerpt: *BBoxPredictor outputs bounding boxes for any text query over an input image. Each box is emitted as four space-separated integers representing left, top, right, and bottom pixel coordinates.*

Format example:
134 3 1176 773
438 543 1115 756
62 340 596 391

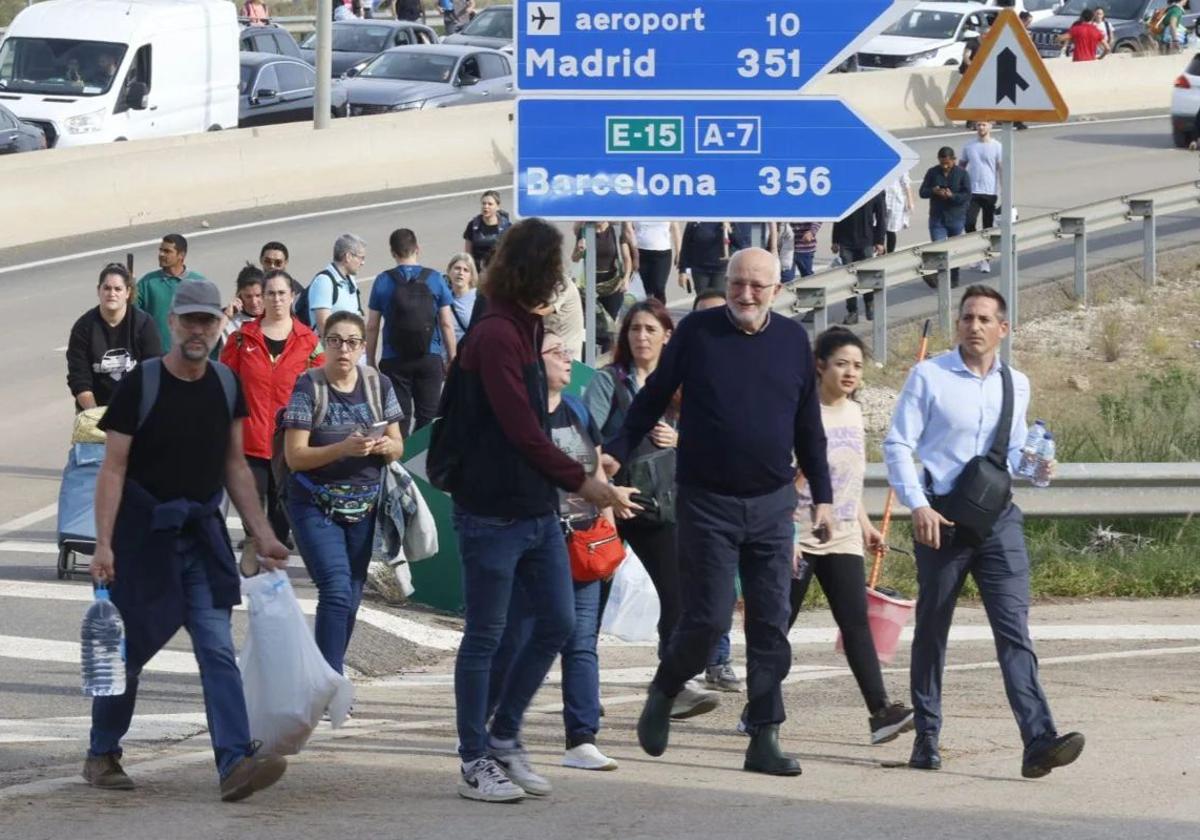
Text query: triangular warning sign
945 9 1069 123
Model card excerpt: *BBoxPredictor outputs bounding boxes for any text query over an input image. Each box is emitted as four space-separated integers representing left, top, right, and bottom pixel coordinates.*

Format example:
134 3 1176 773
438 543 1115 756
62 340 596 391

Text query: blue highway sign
515 0 916 93
514 97 916 221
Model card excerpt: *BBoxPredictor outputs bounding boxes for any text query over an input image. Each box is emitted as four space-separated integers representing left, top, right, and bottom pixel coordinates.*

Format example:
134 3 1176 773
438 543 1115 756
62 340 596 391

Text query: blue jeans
287 479 374 675
707 632 732 668
90 537 251 779
793 251 815 277
491 578 603 748
453 508 574 762
929 217 965 285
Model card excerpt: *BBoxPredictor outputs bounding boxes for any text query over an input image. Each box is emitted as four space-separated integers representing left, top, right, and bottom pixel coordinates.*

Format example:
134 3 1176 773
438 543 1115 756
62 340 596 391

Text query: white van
0 0 238 148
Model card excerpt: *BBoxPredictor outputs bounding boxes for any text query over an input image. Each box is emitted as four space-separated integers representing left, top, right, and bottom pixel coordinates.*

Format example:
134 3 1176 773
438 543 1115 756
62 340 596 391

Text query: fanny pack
927 365 1014 547
563 515 625 583
294 472 379 525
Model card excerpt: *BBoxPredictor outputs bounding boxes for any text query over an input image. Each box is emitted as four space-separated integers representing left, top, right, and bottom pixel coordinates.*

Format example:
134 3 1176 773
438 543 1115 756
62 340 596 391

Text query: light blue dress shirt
883 347 1029 511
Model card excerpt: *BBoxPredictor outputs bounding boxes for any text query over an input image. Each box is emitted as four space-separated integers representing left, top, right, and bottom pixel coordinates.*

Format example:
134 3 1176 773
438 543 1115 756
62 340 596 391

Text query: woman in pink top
789 327 913 745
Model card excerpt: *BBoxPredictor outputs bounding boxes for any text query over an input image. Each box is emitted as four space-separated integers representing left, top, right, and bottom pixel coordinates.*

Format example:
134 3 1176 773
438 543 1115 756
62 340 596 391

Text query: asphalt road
0 111 1198 835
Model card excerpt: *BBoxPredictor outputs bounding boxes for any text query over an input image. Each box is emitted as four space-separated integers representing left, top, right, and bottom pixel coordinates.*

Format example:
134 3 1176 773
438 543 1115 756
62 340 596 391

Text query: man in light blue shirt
960 121 1002 273
307 234 366 333
883 285 1084 779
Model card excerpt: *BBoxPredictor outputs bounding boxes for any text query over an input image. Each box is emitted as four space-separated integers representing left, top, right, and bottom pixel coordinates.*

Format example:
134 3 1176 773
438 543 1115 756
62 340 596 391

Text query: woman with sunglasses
221 270 323 547
280 311 404 674
67 263 162 412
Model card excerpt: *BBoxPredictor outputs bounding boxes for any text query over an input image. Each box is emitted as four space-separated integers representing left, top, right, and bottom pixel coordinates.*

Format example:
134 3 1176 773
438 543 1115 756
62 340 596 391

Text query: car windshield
1057 0 1145 18
0 37 127 96
884 10 963 40
359 51 457 82
461 7 513 39
301 24 392 53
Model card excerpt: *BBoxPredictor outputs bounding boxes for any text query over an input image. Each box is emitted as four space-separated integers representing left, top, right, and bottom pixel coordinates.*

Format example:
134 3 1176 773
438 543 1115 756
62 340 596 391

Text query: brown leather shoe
220 749 287 802
82 754 135 790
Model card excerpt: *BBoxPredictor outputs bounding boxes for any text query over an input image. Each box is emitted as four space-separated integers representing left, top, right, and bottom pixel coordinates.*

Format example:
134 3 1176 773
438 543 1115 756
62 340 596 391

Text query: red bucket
836 587 915 665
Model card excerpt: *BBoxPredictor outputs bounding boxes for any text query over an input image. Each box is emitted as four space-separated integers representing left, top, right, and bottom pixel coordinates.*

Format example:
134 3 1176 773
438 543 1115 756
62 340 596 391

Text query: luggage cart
56 442 105 580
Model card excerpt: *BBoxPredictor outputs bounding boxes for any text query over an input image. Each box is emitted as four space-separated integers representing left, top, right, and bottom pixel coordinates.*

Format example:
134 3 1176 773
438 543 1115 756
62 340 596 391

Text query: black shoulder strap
211 360 238 420
988 365 1014 468
136 358 161 431
450 303 469 333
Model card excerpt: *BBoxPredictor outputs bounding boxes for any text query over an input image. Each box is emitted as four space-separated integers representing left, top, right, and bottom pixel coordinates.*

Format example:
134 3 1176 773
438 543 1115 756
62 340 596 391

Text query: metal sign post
583 222 598 366
999 120 1015 363
314 0 332 130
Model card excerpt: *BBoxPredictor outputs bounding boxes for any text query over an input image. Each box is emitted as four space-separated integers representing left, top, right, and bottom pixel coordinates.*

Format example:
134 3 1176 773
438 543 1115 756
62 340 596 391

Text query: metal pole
1143 211 1157 285
584 223 597 366
1074 230 1087 303
938 258 952 338
750 223 763 250
315 0 333 130
999 121 1016 364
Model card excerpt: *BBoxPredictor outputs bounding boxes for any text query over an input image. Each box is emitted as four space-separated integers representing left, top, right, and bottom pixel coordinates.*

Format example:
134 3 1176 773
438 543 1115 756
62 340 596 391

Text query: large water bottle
1018 420 1047 478
1032 433 1056 489
81 585 126 697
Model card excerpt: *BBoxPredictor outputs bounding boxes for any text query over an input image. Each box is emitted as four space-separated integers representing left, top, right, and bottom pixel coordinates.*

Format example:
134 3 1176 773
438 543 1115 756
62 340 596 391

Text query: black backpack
294 269 358 330
385 267 436 362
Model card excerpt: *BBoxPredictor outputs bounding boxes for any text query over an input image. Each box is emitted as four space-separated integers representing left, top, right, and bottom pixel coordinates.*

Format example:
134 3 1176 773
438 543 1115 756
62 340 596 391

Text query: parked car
337 44 513 115
1031 0 1200 58
0 0 238 148
0 102 47 153
1171 51 1200 147
856 2 994 70
239 52 347 127
298 19 438 76
441 4 513 50
239 20 306 62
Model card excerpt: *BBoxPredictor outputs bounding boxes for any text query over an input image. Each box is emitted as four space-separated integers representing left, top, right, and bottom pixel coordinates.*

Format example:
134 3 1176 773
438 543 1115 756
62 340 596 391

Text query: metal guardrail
862 463 1200 519
778 180 1200 363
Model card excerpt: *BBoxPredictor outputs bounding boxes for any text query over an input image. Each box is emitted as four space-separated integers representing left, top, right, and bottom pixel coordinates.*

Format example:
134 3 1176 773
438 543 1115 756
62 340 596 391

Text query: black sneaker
870 703 915 745
1022 732 1085 779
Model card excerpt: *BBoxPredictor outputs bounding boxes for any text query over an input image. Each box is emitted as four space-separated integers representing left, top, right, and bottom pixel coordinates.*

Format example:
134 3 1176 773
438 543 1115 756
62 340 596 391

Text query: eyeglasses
349 252 366 261
728 280 777 295
541 347 571 361
325 336 365 350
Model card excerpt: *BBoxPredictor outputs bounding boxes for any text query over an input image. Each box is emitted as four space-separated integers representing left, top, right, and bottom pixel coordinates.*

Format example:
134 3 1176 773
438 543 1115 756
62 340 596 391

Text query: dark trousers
637 249 672 303
838 245 876 314
653 482 796 728
690 269 725 295
886 231 898 254
910 504 1056 747
965 193 998 234
788 552 888 714
246 456 289 543
617 517 681 661
380 353 444 436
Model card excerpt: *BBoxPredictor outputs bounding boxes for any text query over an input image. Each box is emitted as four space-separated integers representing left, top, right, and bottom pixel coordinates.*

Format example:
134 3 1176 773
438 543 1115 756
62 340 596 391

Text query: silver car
336 44 513 115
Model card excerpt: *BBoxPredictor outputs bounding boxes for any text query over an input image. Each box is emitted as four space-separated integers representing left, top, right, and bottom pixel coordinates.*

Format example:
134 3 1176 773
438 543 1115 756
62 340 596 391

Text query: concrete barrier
0 53 1189 249
0 101 515 249
809 52 1189 132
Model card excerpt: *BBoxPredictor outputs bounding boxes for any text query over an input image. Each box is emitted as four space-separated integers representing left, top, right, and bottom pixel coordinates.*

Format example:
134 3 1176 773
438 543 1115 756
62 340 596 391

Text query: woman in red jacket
221 270 324 544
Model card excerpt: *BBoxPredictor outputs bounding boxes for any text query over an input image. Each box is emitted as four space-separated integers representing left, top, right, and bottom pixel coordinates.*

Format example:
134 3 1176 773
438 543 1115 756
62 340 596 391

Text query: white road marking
52 345 68 353
0 713 209 745
0 634 199 674
0 540 58 554
0 184 511 277
0 503 57 538
902 112 1165 143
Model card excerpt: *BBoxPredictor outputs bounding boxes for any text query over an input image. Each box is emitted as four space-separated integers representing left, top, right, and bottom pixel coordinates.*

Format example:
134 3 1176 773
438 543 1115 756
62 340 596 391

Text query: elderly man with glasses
605 247 834 777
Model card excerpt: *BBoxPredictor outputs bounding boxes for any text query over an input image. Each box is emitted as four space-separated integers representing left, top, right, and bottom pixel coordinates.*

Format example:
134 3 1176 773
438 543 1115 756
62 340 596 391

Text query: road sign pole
315 0 332 130
1000 120 1015 364
584 223 597 366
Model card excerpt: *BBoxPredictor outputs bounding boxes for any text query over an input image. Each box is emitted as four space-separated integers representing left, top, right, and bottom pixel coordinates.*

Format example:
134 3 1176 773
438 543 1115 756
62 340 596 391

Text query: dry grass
1098 315 1125 362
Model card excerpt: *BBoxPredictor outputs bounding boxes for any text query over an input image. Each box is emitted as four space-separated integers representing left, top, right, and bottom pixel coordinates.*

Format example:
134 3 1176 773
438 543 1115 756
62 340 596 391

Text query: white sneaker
670 683 721 720
489 743 552 796
562 743 618 771
458 757 525 803
973 260 991 273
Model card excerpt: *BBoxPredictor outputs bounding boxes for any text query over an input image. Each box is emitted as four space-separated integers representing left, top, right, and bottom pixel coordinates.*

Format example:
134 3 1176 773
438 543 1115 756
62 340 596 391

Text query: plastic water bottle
81 585 126 697
1018 420 1047 478
1032 433 1056 489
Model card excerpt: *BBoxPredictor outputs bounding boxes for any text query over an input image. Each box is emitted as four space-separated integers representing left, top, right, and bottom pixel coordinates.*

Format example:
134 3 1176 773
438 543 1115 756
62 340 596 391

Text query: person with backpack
445 252 478 347
570 220 632 354
299 234 366 335
86 278 291 801
1154 0 1187 54
280 311 404 675
365 229 457 435
67 263 162 411
428 218 639 803
462 191 511 273
220 270 324 548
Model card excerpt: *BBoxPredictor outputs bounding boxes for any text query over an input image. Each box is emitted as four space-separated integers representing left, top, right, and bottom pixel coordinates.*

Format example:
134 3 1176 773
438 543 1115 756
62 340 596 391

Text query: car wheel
1115 42 1139 55
207 124 223 132
1173 127 1190 148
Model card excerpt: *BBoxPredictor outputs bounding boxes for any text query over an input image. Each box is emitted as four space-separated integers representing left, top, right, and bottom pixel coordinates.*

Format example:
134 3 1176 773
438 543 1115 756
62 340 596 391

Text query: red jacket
221 318 324 459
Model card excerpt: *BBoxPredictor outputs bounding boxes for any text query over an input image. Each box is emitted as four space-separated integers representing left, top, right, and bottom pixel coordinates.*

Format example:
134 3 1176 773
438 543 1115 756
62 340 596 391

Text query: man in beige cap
86 278 292 802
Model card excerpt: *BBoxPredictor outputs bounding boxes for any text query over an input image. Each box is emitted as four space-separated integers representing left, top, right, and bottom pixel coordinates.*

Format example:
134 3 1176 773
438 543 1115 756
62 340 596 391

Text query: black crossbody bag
929 365 1014 546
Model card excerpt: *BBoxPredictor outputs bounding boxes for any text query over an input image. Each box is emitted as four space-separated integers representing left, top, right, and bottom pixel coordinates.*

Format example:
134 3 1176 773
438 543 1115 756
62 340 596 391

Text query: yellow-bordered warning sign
945 9 1069 123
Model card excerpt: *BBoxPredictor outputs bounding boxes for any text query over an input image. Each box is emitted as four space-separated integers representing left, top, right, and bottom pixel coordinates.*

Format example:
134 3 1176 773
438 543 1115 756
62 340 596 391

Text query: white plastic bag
402 478 438 563
600 550 661 643
239 571 354 755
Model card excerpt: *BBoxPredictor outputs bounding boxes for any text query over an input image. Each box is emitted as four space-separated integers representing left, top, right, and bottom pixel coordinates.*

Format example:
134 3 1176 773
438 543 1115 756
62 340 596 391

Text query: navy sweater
605 307 832 502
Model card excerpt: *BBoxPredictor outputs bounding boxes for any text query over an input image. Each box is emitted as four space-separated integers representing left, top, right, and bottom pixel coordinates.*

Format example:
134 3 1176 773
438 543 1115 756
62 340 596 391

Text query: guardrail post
1059 217 1088 303
921 251 953 338
857 269 888 364
790 287 827 334
1128 199 1156 285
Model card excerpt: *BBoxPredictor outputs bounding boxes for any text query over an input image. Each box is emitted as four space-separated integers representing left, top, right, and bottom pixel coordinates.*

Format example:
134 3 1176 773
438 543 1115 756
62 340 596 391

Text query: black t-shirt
98 363 248 502
463 214 509 270
263 334 287 359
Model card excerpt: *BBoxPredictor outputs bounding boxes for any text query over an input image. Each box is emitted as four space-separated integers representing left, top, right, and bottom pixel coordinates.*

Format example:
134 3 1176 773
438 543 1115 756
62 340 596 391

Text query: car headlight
391 100 426 111
65 108 106 134
905 50 940 64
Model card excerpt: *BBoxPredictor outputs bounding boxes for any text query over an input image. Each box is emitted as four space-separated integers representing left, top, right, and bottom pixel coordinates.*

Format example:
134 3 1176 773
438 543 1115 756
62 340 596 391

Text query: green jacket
134 269 206 350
